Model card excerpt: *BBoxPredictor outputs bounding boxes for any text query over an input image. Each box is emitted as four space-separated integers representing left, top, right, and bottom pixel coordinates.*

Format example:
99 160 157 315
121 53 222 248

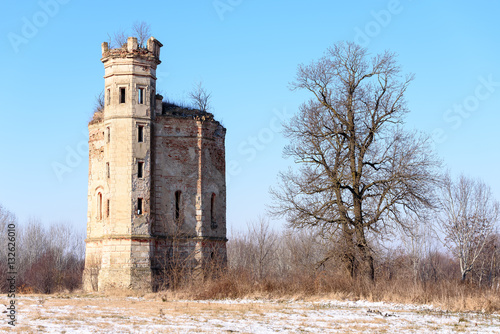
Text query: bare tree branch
189 81 212 112
132 21 151 48
108 21 151 49
107 29 127 49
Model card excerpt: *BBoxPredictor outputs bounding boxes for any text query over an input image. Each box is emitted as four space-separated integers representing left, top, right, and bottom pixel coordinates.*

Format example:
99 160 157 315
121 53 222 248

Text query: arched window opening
97 193 102 220
174 191 182 222
106 88 111 105
211 193 216 222
210 193 217 230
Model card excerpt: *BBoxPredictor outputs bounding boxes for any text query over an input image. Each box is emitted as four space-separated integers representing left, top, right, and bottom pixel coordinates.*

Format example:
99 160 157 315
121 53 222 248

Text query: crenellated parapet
101 36 162 64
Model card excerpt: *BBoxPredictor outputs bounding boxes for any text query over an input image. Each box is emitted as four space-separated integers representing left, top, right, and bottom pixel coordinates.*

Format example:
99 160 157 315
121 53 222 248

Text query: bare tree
107 22 151 49
248 217 278 280
107 28 127 49
17 218 49 278
398 214 436 284
189 81 212 112
132 21 151 48
270 42 441 280
90 91 104 124
227 220 329 282
282 228 328 274
439 174 499 281
226 228 253 272
472 233 500 288
94 90 104 113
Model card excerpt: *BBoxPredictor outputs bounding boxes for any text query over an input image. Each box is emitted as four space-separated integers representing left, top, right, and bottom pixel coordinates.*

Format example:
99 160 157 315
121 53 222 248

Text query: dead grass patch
162 270 500 313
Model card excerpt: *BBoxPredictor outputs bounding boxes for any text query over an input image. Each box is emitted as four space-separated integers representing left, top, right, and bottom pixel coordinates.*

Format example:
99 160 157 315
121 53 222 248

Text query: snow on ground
1 295 499 333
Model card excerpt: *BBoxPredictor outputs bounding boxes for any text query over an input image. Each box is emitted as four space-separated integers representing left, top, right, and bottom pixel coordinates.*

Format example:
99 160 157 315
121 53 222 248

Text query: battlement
101 36 163 64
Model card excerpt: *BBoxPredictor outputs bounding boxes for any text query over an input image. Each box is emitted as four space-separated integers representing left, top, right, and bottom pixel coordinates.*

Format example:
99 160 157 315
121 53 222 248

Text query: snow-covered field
1 295 499 333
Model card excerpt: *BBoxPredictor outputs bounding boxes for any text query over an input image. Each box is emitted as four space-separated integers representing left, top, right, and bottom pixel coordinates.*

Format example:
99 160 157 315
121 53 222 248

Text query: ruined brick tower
83 37 227 291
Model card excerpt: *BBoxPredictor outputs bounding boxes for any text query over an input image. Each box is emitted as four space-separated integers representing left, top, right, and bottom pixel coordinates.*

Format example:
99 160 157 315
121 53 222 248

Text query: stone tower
84 37 227 291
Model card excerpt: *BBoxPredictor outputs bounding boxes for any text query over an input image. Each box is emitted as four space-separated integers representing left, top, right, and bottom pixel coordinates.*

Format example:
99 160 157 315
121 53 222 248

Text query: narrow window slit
137 198 143 215
211 193 217 229
138 88 144 104
138 161 144 178
98 193 102 220
138 125 144 142
120 87 126 103
175 191 182 221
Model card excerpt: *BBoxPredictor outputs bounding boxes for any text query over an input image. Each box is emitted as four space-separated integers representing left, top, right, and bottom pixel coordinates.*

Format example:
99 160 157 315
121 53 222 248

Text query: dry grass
156 269 500 313
15 266 500 314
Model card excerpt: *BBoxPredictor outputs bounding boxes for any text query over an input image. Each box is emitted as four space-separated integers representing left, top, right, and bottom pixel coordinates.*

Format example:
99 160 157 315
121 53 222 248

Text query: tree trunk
341 224 356 278
355 226 375 281
461 270 468 281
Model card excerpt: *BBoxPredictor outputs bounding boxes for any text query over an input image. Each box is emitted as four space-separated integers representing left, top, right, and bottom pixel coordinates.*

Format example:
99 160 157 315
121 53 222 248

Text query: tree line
0 206 85 294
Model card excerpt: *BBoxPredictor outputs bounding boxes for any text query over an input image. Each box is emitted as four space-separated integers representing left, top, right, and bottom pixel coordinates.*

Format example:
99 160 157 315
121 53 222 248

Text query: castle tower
84 36 227 292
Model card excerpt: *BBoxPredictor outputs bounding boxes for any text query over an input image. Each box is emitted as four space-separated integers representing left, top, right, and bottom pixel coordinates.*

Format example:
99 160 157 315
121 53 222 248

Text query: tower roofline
101 36 162 65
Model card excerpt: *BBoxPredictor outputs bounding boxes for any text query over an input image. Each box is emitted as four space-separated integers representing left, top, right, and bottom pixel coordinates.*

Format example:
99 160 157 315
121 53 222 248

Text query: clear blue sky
1 0 499 233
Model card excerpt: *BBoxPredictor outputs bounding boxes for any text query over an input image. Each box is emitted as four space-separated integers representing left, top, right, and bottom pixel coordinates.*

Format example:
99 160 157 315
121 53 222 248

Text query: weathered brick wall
151 113 227 279
83 121 105 291
152 116 201 236
151 115 226 239
199 120 227 239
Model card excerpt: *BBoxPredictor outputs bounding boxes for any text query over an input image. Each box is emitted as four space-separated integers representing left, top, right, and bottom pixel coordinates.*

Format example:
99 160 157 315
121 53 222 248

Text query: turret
84 36 163 291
